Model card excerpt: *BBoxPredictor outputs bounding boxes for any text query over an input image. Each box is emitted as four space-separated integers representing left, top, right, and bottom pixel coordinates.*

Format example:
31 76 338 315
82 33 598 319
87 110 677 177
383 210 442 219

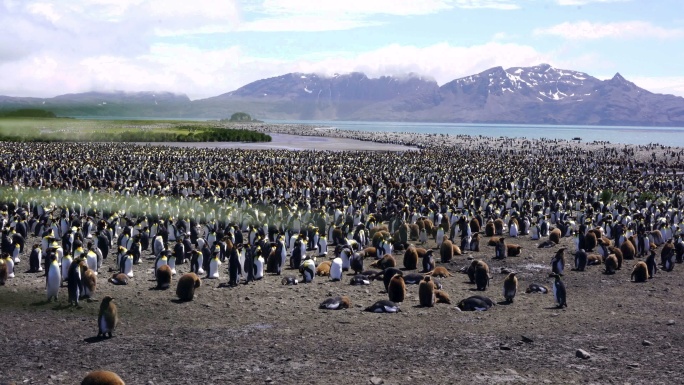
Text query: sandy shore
137 133 417 152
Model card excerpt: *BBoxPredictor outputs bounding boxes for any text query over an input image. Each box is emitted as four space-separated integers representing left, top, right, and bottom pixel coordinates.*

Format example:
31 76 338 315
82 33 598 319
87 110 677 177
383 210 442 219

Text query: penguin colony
0 135 683 382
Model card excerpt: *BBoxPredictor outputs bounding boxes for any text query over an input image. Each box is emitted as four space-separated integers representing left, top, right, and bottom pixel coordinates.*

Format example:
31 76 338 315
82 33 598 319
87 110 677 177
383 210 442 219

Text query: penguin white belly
46 266 61 299
340 251 350 270
86 254 98 274
254 258 264 279
6 258 14 278
330 259 342 280
168 258 177 275
99 315 110 334
209 259 221 278
197 254 205 275
12 247 20 263
124 258 134 277
509 224 518 238
61 259 71 282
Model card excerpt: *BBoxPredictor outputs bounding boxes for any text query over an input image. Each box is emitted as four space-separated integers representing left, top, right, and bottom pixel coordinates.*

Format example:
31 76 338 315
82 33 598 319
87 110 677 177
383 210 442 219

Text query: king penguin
46 254 61 302
550 273 567 308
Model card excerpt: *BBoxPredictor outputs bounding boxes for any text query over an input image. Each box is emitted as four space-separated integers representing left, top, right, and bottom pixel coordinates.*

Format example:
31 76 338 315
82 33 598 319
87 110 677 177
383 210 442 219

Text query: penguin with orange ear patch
418 276 435 307
81 370 125 385
388 273 406 303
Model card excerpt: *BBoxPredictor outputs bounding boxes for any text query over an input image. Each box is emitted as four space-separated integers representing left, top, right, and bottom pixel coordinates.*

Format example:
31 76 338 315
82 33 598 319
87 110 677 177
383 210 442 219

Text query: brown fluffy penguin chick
81 370 125 385
584 231 597 251
435 289 451 304
631 261 649 282
97 296 118 339
83 268 97 298
608 246 624 269
487 236 501 246
388 273 406 303
493 218 504 235
316 260 332 276
176 272 201 301
502 272 518 302
621 238 636 260
403 246 419 270
440 236 454 263
506 244 522 257
108 273 129 285
549 228 562 244
369 254 396 270
467 260 489 283
426 266 453 278
418 276 436 307
604 254 618 274
156 264 172 289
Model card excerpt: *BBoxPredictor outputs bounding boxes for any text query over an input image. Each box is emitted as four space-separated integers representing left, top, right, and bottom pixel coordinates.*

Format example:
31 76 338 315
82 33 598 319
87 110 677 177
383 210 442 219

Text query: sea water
268 120 684 147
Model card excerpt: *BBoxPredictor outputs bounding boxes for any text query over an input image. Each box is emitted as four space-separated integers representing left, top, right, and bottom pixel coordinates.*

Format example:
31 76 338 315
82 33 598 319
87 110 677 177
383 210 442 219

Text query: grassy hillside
0 117 271 142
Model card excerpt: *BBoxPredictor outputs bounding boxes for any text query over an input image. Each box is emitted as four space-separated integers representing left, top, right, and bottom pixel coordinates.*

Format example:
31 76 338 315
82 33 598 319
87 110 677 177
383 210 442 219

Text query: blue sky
1 0 683 99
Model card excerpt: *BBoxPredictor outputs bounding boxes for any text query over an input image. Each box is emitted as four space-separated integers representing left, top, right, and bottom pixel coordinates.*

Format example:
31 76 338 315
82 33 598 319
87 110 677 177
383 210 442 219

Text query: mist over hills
2 64 683 126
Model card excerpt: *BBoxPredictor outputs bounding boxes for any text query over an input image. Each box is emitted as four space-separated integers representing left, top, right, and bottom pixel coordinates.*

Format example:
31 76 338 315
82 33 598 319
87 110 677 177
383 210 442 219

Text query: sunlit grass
0 117 271 142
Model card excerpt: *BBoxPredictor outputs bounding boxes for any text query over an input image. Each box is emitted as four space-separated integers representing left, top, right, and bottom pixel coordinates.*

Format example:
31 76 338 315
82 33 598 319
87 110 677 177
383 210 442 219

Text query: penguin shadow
544 306 565 310
171 298 191 304
83 336 110 344
496 300 514 306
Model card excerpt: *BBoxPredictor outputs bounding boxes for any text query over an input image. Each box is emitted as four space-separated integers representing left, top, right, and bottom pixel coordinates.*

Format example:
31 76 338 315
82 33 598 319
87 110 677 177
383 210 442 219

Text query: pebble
576 349 591 359
521 335 534 343
642 340 653 346
667 319 675 325
370 376 384 385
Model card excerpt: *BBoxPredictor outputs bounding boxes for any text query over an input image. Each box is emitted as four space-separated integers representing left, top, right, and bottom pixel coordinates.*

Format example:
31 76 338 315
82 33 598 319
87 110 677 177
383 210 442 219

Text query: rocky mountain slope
2 65 683 126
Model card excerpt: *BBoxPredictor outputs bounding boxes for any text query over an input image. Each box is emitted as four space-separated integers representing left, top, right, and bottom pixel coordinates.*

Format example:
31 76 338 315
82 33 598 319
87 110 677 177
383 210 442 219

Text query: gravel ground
1 230 682 385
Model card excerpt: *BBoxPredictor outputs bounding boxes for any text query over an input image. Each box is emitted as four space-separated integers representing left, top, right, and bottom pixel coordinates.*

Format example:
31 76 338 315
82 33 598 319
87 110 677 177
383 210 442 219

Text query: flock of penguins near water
1 136 684 384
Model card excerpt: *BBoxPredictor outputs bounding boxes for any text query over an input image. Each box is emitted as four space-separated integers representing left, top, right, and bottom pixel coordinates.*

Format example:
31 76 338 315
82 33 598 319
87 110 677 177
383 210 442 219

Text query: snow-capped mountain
2 64 684 126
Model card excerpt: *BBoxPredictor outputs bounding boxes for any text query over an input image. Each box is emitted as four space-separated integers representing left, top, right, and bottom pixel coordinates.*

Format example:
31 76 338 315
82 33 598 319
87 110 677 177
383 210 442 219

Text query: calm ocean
268 120 684 147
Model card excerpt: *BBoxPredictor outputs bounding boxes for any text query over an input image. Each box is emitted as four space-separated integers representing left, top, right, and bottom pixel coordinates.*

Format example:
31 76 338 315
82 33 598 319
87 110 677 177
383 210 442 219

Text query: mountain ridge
1 64 683 126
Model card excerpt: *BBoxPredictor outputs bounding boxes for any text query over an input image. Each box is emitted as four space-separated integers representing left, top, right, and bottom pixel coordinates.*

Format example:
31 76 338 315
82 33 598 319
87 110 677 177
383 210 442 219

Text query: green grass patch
0 117 271 143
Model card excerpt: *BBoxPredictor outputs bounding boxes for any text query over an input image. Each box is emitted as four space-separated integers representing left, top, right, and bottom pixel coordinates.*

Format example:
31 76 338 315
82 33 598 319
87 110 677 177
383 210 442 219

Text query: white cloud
287 42 550 85
452 0 520 10
534 21 684 39
556 0 629 5
628 76 684 97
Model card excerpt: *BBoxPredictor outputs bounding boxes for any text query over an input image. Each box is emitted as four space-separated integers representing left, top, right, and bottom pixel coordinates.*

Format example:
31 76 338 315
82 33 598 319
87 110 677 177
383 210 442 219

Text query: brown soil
1 231 682 385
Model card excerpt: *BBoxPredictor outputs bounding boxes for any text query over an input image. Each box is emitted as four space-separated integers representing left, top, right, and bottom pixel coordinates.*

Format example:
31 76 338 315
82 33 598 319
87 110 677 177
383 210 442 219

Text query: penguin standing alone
550 273 567 308
502 272 518 303
418 276 435 307
97 296 119 338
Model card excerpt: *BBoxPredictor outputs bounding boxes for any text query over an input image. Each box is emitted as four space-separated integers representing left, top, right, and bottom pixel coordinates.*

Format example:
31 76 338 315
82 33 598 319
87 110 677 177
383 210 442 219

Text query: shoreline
149 121 684 164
